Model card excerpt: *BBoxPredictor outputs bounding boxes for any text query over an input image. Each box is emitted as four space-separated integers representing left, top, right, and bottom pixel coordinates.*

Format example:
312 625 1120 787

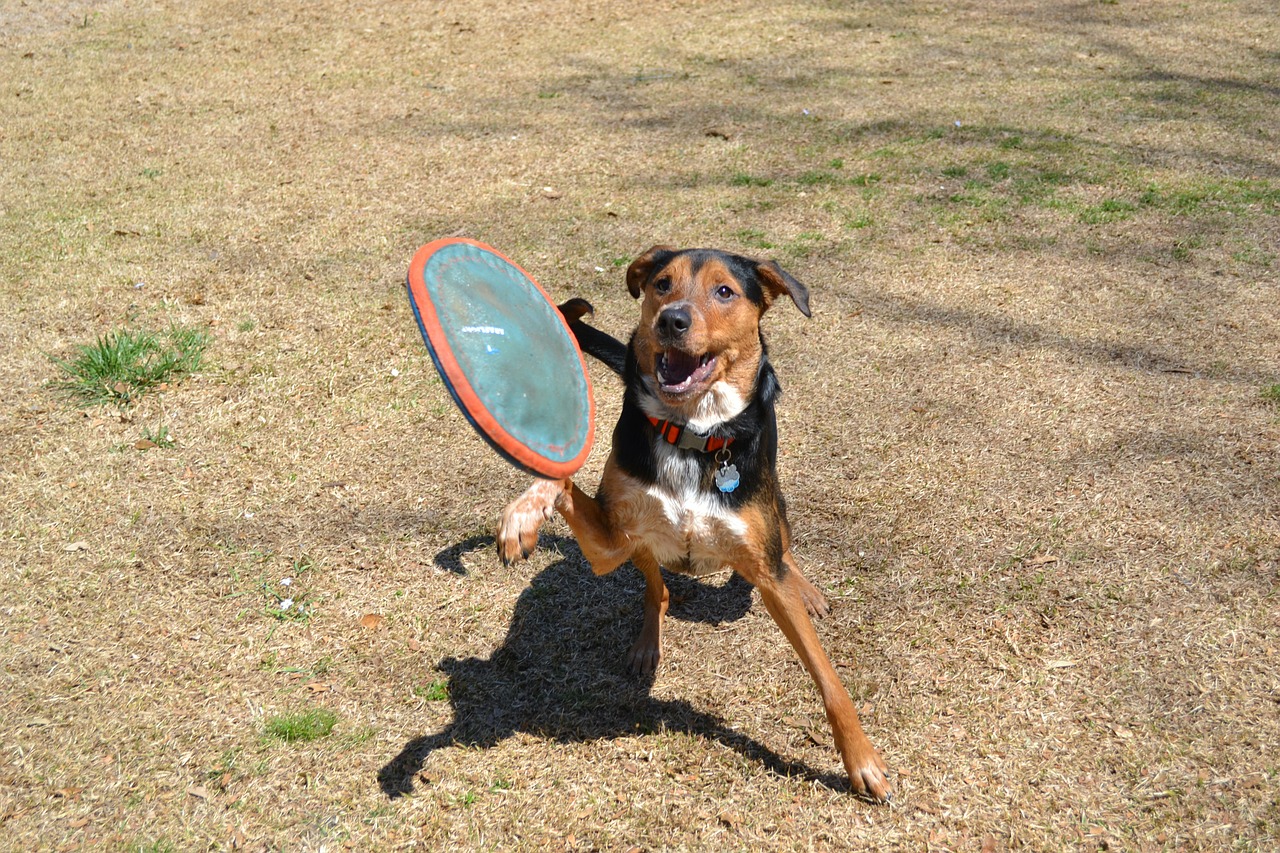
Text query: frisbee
406 237 595 479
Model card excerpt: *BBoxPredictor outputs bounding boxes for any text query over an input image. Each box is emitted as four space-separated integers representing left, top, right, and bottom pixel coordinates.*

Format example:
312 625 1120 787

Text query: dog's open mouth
657 349 716 395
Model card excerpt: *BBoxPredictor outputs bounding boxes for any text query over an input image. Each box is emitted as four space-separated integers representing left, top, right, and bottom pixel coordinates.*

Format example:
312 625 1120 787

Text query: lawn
1 1 1277 849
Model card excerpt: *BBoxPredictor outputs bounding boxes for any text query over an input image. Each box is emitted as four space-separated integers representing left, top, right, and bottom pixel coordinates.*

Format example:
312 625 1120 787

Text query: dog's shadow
378 535 845 797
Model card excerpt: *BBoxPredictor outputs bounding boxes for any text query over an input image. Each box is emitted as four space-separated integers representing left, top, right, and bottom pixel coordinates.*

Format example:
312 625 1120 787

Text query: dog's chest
616 443 747 575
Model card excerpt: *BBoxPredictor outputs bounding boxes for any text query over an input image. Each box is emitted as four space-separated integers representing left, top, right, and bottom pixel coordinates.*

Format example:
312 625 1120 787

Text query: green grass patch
780 231 825 259
140 421 176 449
1171 235 1204 262
1231 244 1274 267
985 161 1011 181
264 708 337 742
1011 169 1075 202
414 679 450 701
51 325 209 407
1079 198 1139 224
733 227 775 249
1139 178 1280 215
730 172 773 187
797 170 842 186
942 184 1011 222
1262 384 1280 406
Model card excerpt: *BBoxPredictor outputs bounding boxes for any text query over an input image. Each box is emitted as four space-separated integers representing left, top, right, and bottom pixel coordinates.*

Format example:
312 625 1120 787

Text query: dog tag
715 462 740 493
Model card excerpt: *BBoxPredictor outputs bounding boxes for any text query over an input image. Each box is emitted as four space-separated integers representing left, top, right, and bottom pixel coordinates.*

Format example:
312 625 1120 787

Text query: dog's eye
652 277 672 295
715 285 735 300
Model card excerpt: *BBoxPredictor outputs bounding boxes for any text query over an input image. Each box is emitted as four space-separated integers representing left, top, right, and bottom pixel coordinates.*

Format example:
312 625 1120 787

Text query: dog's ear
756 260 812 317
626 245 677 299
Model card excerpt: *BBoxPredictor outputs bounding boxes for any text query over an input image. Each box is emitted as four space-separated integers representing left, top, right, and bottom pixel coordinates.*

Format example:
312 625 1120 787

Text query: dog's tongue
659 349 700 386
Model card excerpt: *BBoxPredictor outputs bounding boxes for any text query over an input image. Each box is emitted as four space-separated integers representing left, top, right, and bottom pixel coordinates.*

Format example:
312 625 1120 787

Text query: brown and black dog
497 246 891 801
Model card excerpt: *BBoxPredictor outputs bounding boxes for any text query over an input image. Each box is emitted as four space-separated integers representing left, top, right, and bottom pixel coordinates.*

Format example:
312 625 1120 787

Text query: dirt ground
1 1 1277 850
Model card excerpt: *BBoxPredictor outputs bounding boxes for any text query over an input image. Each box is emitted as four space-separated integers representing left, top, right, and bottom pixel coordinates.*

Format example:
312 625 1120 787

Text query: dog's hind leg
626 550 668 675
782 551 830 619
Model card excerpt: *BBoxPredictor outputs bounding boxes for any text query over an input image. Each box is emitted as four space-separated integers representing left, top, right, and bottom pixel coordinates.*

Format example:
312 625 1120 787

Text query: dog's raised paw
496 478 565 565
558 298 594 324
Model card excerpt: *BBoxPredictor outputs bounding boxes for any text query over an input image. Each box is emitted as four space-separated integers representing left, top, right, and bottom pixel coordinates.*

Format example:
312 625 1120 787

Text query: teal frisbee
406 238 595 479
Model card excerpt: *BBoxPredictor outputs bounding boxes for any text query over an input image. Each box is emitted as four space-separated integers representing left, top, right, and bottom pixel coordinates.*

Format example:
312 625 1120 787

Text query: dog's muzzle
655 304 692 344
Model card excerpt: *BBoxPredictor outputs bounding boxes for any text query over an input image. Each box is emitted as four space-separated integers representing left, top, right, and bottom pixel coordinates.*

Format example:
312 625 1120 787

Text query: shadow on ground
379 535 845 797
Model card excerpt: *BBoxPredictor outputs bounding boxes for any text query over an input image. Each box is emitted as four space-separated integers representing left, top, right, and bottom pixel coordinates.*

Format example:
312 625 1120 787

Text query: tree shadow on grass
378 535 846 797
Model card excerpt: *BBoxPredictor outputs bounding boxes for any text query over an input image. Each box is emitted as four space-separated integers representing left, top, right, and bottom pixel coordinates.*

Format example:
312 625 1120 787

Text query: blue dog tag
715 463 740 493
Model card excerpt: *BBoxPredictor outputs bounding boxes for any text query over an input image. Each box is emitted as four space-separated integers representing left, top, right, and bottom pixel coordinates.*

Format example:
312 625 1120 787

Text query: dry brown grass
2 1 1278 850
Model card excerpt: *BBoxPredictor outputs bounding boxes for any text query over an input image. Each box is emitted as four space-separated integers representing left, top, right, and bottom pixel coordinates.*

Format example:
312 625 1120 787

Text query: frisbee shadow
378 538 844 797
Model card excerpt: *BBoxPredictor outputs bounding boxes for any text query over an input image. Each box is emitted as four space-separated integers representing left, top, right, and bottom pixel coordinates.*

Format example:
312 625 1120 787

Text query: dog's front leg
552 479 633 574
754 564 892 802
497 478 569 565
497 477 633 574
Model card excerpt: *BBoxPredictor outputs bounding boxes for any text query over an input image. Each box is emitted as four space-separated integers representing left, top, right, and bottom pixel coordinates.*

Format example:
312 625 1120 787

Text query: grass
2 1 1278 851
414 680 450 701
261 556 319 622
262 580 313 623
50 326 208 407
730 171 773 188
264 708 338 743
136 421 176 450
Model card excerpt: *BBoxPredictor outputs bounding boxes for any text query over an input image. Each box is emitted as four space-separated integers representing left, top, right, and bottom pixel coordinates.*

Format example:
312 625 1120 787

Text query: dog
496 246 891 802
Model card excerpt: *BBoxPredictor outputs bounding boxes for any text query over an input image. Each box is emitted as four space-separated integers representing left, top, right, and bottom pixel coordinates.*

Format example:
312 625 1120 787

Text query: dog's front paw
840 736 892 804
497 478 566 565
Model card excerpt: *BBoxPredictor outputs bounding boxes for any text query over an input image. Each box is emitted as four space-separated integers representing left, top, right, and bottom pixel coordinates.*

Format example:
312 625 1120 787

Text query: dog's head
625 246 810 420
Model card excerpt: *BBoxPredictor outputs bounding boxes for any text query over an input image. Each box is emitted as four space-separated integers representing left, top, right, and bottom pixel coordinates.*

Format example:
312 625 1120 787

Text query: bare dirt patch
1 1 1277 850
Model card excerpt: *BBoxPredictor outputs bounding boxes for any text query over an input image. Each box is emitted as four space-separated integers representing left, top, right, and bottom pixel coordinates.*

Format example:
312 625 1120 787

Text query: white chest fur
614 441 748 576
638 380 748 434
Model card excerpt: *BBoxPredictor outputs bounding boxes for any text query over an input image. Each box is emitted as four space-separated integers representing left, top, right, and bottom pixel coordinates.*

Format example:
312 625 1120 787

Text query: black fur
566 317 628 377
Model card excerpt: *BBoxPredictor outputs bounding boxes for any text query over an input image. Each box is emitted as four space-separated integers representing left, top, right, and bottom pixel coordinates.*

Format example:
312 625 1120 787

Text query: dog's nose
656 306 692 339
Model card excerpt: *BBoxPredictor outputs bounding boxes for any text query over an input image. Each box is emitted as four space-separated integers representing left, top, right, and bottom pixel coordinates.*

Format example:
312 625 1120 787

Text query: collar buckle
676 426 711 452
648 416 731 453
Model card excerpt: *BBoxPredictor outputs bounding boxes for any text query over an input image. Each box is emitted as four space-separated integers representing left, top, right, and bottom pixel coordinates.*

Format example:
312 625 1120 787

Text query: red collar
647 416 733 453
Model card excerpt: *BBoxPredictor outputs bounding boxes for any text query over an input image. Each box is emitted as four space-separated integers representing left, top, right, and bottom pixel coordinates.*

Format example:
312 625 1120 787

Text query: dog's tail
558 298 626 377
